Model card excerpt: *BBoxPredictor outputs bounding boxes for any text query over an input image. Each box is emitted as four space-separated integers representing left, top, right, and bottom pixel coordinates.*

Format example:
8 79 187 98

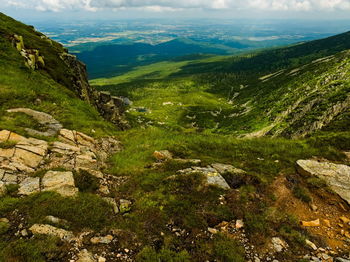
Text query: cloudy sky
1 0 350 20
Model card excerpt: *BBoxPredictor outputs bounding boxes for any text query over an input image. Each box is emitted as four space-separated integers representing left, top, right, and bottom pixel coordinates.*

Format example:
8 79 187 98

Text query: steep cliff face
59 53 128 129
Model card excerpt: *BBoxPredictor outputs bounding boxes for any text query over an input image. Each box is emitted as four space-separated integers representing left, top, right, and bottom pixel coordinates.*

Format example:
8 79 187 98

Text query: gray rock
271 237 288 252
29 224 74 240
297 159 350 204
18 177 40 195
211 163 246 175
6 108 62 137
177 166 231 190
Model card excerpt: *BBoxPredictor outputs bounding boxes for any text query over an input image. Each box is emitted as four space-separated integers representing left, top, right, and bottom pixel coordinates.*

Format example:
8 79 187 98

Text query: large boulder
42 171 78 197
297 160 350 204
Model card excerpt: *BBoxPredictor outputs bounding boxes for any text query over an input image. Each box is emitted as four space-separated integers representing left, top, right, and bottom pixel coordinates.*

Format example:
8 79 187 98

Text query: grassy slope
0 12 116 137
91 33 350 137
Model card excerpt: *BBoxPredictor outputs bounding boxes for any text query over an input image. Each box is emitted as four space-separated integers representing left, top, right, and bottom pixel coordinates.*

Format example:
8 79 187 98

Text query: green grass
0 192 115 232
0 140 17 149
0 236 62 262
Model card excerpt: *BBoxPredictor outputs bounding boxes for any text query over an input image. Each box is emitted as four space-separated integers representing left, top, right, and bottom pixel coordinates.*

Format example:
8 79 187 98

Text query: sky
1 0 350 20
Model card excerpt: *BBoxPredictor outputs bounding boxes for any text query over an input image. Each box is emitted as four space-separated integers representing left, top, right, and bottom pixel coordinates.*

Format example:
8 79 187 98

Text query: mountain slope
1 13 350 262
92 31 350 138
0 12 126 134
75 38 236 79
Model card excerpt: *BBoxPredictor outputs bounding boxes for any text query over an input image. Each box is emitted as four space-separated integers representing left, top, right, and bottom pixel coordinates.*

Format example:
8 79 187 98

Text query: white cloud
2 0 350 12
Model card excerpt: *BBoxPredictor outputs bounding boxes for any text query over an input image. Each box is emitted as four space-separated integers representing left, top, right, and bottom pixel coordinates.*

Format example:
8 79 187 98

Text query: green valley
0 11 350 262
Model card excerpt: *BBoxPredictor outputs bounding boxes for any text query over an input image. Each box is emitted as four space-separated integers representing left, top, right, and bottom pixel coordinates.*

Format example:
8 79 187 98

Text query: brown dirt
271 174 350 251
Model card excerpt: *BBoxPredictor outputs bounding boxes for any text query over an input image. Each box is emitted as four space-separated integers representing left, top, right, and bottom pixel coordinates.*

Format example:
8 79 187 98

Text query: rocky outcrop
10 33 127 129
297 159 350 204
11 34 45 70
59 53 128 128
1 109 121 199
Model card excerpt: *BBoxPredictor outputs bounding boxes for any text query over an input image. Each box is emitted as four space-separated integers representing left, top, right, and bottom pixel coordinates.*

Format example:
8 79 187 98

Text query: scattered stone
103 197 119 214
340 216 350 224
45 216 69 226
18 177 40 195
77 249 96 262
29 224 74 240
172 158 201 165
99 185 110 195
90 235 113 244
323 219 331 227
310 203 318 212
301 219 320 227
0 218 9 223
153 150 173 161
98 257 106 262
296 160 350 204
21 229 28 237
208 227 218 234
271 237 288 252
305 239 318 250
42 171 78 197
119 199 132 213
0 181 7 196
235 219 244 229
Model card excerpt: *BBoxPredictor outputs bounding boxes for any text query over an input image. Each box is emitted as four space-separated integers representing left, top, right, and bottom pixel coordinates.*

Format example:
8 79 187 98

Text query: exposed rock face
29 224 74 240
11 34 45 70
1 110 121 200
10 33 127 129
0 130 48 174
59 53 128 128
297 160 350 204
